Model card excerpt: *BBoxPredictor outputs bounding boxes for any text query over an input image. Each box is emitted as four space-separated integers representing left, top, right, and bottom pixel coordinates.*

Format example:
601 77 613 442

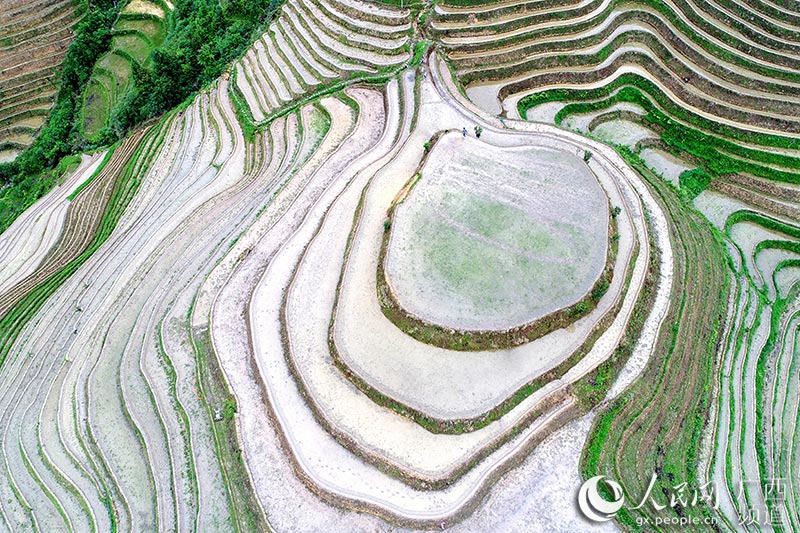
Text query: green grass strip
67 146 118 201
0 120 167 365
581 147 729 530
520 77 800 184
726 210 800 240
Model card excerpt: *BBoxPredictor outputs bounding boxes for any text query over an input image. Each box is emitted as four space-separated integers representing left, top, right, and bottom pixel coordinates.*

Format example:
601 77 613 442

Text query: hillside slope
0 0 797 530
0 0 81 161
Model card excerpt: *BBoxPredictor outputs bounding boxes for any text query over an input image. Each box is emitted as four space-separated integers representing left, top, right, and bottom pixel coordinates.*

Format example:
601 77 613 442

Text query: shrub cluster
678 168 713 198
109 0 283 135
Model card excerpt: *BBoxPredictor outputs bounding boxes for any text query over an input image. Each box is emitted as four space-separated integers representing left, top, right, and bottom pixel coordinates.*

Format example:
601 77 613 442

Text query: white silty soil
386 132 609 331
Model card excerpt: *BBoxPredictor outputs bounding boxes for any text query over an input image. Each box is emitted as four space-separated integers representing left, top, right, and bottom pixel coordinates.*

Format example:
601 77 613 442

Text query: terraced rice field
81 0 169 139
231 0 412 123
429 0 800 528
0 0 81 160
0 0 798 530
384 133 609 331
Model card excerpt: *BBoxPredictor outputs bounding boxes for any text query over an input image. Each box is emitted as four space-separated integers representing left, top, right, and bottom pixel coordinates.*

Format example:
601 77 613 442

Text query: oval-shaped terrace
328 75 642 421
384 132 610 334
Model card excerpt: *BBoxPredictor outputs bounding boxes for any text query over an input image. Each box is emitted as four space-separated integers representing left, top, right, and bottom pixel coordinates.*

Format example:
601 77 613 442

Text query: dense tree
111 0 281 133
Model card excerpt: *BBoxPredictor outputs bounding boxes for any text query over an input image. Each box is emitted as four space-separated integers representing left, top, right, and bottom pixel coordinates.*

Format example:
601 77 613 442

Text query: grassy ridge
581 150 729 530
191 328 267 532
0 119 167 365
519 77 800 185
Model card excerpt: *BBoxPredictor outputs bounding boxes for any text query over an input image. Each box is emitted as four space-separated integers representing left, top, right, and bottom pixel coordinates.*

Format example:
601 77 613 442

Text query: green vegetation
0 3 118 231
1 4 117 180
82 9 169 140
521 79 800 185
111 0 284 135
410 40 431 67
223 398 238 421
725 210 800 240
0 0 286 236
679 168 713 199
719 208 800 530
581 150 729 529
